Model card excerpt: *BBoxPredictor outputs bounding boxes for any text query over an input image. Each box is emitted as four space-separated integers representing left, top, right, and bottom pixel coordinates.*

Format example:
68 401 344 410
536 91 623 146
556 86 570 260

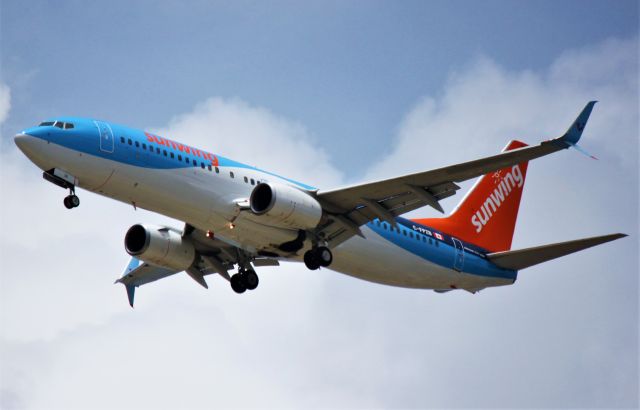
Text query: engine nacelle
124 224 196 271
249 182 322 229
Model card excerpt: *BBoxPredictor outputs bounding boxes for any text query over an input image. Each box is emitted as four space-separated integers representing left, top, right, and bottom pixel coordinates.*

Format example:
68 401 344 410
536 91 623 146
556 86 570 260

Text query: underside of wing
116 224 280 306
318 141 563 219
116 258 179 307
312 102 597 247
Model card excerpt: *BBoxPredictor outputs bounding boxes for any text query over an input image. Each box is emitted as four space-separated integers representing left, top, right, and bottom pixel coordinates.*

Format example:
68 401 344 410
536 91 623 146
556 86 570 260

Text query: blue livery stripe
367 217 517 280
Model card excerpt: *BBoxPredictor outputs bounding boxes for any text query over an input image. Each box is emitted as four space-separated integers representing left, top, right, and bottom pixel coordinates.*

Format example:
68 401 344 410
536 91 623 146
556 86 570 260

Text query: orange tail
412 140 529 252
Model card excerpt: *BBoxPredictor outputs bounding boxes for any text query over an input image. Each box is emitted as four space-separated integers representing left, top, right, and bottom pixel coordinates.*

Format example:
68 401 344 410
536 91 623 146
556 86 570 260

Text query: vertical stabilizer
412 140 529 252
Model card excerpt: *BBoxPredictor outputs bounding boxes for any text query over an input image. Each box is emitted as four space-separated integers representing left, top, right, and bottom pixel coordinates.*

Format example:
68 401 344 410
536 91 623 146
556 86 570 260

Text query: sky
1 1 638 409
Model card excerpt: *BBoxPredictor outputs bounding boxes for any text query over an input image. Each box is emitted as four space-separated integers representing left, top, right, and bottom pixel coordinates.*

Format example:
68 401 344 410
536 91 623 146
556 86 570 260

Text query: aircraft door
452 237 464 272
95 121 114 153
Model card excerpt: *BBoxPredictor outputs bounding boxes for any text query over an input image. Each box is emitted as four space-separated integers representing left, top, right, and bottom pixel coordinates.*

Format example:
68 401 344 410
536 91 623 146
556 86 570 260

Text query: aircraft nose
14 133 54 170
14 133 30 151
14 133 43 159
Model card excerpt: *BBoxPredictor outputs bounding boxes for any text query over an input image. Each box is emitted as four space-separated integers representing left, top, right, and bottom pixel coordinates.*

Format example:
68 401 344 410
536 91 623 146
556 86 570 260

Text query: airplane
14 101 626 307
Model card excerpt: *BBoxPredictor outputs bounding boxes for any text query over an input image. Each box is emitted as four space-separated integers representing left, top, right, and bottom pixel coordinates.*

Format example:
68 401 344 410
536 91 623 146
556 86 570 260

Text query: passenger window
422 236 426 242
135 141 139 148
251 179 255 185
178 155 182 161
193 159 197 166
170 152 175 159
230 172 235 178
429 238 433 245
403 230 407 236
215 167 219 173
142 143 147 150
208 165 212 171
120 137 125 143
244 176 248 183
436 241 439 247
185 157 189 163
156 147 160 154
163 150 167 156
201 162 205 169
64 123 74 129
128 139 132 145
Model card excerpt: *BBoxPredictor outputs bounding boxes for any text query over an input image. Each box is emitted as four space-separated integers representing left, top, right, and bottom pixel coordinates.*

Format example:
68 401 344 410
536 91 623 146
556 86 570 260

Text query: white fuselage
15 132 514 293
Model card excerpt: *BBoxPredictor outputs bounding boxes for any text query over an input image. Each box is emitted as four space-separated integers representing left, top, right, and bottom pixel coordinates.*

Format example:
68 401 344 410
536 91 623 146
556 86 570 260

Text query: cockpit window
40 121 75 129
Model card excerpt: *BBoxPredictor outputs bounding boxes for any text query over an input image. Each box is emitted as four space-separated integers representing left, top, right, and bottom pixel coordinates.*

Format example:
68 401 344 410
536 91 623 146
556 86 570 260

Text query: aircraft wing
116 224 279 307
116 258 179 307
314 102 597 246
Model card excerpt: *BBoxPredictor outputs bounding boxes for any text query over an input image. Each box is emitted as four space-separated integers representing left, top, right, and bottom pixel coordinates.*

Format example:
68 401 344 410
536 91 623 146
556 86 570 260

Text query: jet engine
124 224 196 271
249 182 322 230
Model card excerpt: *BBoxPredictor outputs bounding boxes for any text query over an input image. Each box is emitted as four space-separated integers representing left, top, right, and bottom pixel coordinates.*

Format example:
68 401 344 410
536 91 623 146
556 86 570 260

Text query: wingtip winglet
559 101 597 146
125 284 135 308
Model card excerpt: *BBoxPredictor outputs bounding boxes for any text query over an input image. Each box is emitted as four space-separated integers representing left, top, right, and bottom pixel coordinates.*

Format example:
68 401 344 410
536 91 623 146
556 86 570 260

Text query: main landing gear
230 268 259 294
303 246 332 270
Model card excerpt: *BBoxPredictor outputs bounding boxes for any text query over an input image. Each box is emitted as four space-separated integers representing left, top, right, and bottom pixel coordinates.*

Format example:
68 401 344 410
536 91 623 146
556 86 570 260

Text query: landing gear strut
42 169 80 209
230 269 259 294
304 246 332 270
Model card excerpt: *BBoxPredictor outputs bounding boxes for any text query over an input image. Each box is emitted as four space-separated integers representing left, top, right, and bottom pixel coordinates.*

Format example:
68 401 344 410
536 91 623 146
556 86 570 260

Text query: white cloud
1 37 638 409
0 97 348 409
369 37 638 182
152 98 344 188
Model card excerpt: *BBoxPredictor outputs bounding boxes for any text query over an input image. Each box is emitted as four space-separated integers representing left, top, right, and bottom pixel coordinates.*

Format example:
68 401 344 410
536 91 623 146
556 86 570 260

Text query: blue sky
1 1 638 409
2 0 637 174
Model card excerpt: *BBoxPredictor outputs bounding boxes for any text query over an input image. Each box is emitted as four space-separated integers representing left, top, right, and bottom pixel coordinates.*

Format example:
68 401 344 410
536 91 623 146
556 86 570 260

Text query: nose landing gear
42 169 80 209
63 190 80 209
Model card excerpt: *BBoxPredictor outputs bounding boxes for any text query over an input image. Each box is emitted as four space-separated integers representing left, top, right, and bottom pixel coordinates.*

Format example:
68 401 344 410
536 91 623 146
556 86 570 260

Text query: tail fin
412 140 529 252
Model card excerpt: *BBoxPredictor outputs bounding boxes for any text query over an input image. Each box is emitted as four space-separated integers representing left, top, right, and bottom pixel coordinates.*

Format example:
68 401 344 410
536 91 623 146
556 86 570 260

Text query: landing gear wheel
63 194 80 209
69 195 80 207
317 246 333 267
230 273 247 294
243 270 259 290
304 250 321 270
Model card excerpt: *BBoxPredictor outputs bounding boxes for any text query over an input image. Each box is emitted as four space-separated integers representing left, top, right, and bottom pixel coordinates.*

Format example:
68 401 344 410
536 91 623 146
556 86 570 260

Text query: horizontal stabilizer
486 233 627 270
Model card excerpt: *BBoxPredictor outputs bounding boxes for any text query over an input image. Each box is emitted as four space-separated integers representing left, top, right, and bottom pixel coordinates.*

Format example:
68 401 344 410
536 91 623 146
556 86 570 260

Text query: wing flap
486 233 627 270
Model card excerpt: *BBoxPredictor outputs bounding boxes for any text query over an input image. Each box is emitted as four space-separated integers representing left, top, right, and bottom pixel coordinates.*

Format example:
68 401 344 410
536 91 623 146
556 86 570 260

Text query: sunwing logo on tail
471 165 524 233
